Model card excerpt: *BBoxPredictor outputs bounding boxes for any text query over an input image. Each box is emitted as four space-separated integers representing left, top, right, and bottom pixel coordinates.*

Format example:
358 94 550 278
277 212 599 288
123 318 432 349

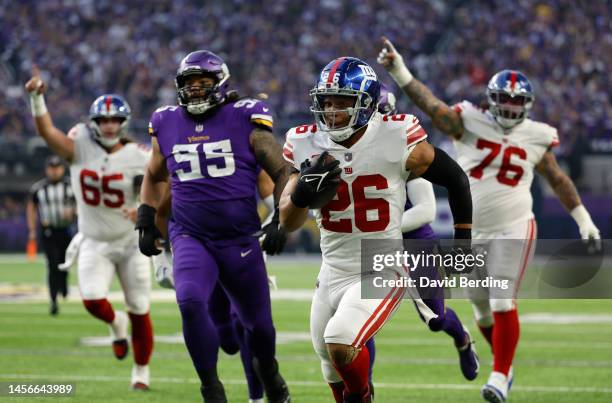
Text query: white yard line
0 285 315 302
0 373 610 394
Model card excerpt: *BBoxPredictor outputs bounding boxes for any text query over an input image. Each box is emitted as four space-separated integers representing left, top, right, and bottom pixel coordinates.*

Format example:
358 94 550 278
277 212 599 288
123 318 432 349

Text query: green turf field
1 254 611 402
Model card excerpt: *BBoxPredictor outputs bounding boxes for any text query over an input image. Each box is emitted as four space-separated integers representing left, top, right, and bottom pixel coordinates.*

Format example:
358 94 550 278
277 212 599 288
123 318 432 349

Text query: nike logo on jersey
240 249 252 258
262 107 269 112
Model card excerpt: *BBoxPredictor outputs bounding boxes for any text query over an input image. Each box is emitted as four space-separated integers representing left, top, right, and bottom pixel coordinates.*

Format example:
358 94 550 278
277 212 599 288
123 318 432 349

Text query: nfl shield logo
195 124 204 133
344 153 352 162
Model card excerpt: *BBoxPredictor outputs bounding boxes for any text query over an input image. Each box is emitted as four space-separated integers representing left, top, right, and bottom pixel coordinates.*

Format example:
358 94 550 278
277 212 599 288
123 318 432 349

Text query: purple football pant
172 234 276 380
209 282 264 399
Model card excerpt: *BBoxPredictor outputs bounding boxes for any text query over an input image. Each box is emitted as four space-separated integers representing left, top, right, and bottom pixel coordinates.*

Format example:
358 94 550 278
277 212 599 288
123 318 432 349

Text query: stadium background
0 1 611 402
0 0 610 250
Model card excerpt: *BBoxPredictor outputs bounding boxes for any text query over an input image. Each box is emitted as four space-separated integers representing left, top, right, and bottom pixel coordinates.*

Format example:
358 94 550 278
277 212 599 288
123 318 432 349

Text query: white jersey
283 112 427 275
453 101 559 232
68 124 151 241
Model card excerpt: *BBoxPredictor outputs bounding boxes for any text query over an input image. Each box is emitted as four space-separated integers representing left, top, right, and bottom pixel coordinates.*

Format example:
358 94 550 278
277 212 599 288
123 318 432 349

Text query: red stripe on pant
353 285 404 348
351 280 398 347
513 218 536 298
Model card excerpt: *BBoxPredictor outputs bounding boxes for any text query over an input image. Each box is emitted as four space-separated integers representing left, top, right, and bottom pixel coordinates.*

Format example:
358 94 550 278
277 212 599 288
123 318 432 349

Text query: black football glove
135 204 163 256
260 207 287 255
442 227 474 275
290 151 342 208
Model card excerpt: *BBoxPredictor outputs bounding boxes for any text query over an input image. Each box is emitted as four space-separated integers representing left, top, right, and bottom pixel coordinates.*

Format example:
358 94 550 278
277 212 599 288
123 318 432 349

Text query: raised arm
378 37 464 140
25 66 75 161
535 151 600 243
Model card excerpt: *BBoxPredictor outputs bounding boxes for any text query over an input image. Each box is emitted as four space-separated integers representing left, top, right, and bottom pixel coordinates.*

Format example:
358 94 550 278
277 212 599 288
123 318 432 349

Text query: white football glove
377 36 413 87
58 232 84 272
152 249 175 289
570 205 601 252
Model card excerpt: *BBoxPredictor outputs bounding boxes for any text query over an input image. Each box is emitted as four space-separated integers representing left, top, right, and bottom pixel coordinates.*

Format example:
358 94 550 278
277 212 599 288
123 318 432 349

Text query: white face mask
97 136 121 148
186 100 216 115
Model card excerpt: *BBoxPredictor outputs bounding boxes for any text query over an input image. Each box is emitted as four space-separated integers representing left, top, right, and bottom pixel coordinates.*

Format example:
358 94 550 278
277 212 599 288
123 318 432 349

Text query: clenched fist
377 36 414 87
25 65 46 95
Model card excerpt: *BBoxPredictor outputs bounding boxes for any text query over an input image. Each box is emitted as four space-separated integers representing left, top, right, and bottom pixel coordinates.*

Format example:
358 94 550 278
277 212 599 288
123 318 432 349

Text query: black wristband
136 204 156 229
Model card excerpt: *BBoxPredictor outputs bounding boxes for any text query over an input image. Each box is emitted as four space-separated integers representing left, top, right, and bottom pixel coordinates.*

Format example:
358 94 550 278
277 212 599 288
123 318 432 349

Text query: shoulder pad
232 98 274 128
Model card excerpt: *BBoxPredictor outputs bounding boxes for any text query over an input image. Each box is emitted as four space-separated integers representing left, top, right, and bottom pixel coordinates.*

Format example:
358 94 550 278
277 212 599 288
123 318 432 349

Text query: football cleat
131 364 150 391
200 382 228 403
109 311 129 360
481 371 509 403
253 358 291 403
457 326 480 381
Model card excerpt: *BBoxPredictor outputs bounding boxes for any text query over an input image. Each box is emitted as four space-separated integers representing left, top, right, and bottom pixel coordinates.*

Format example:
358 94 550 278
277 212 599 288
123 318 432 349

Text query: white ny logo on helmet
358 64 377 80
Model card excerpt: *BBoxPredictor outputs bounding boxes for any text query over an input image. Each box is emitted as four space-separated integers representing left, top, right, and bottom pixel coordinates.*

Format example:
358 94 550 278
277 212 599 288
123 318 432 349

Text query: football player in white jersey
280 57 475 403
25 66 154 390
378 37 601 402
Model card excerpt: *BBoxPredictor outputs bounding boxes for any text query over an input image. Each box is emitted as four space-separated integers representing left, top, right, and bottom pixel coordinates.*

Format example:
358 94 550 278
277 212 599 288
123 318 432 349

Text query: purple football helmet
378 82 397 115
486 69 534 129
175 50 230 114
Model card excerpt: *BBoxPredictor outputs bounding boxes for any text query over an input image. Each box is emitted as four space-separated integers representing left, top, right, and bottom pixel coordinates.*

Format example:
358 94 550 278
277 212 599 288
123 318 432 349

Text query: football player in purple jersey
138 50 291 403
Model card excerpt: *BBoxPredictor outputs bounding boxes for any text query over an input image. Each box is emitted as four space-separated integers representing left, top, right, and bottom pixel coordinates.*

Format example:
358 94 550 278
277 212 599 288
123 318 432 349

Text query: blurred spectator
0 0 608 146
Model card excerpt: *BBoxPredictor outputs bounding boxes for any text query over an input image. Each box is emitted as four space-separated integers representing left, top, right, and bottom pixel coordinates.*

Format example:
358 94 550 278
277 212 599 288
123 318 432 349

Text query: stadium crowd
1 0 609 149
0 0 609 248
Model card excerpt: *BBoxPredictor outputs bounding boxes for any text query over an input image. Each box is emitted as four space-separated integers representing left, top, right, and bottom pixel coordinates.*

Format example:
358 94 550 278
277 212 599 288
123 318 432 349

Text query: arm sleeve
420 147 472 226
401 178 436 232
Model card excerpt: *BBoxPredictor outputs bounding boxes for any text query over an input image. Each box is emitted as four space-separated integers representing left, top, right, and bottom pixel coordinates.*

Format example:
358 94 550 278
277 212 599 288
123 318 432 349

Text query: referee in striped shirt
26 155 76 315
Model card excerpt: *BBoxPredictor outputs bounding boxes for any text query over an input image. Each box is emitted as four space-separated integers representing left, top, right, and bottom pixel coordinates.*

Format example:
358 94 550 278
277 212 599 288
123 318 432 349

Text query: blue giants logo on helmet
176 50 230 115
486 69 534 129
88 94 131 148
310 57 381 142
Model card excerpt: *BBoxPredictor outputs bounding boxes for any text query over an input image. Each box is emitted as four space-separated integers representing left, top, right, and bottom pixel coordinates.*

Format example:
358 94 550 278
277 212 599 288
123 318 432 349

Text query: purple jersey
149 98 274 241
402 198 436 240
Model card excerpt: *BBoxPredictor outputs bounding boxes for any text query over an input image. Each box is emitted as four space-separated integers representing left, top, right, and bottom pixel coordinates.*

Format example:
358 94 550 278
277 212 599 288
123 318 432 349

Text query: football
308 153 341 209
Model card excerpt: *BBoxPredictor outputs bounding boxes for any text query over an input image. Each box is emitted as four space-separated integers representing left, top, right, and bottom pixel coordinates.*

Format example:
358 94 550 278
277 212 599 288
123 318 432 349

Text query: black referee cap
46 155 63 167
